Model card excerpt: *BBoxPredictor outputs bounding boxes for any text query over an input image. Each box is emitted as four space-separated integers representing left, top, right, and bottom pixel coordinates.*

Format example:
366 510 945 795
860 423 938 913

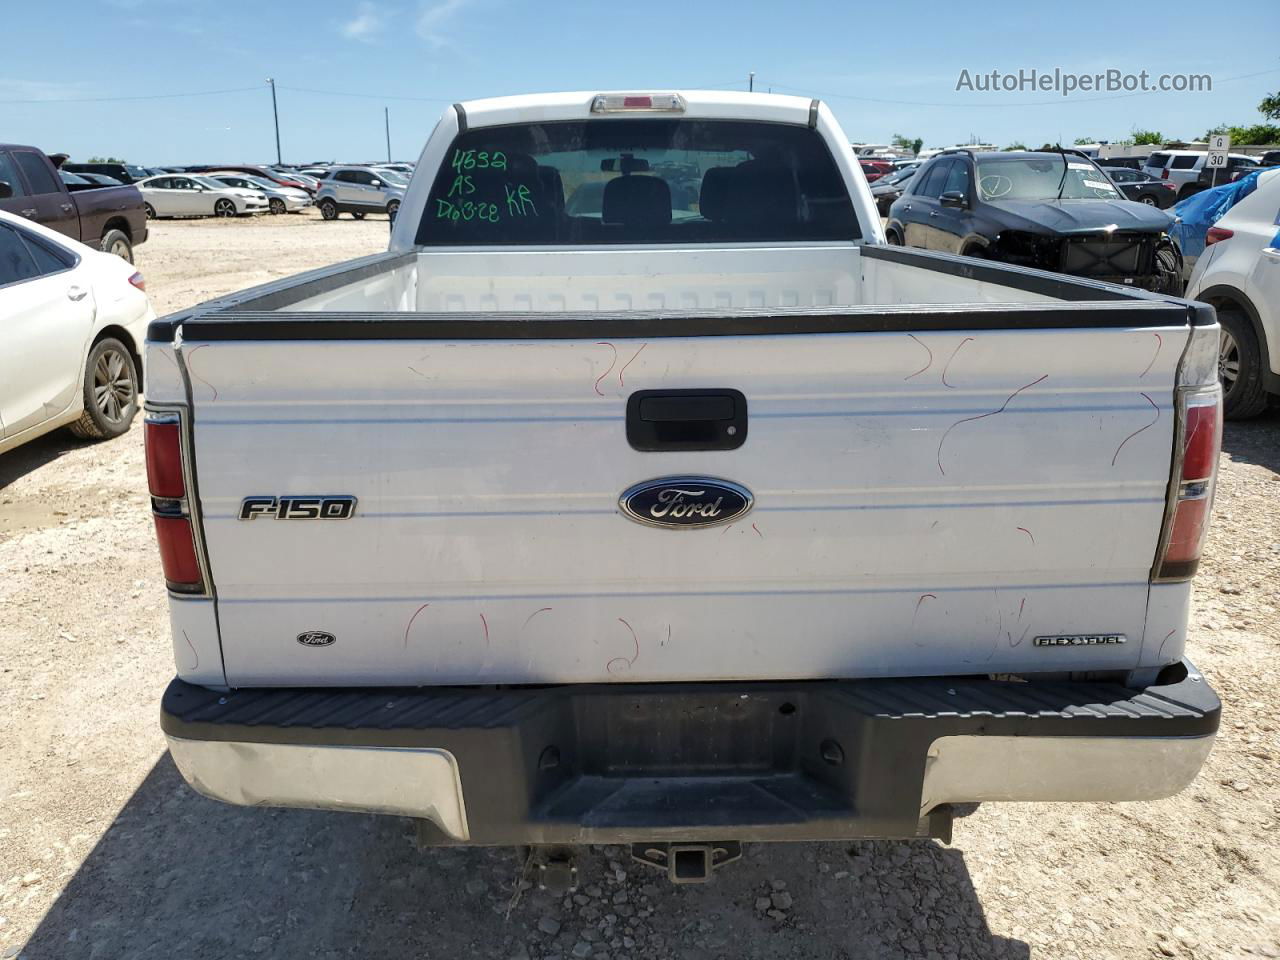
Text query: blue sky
2 0 1278 165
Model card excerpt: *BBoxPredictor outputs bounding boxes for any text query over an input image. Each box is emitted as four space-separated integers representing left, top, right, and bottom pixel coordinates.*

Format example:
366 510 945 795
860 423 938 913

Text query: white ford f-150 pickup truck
145 91 1222 884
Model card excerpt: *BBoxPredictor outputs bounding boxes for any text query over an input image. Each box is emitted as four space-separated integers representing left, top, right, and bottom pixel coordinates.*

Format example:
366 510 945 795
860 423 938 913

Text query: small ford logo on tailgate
296 630 336 647
619 476 752 529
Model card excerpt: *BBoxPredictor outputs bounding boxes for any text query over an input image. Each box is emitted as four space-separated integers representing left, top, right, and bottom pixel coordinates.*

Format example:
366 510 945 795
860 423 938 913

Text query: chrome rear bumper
162 660 1219 845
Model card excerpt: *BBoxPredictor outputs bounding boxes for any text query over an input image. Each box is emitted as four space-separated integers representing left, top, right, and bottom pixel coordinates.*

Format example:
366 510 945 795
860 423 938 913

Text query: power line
0 77 759 108
0 85 262 105
760 66 1280 109
277 84 454 103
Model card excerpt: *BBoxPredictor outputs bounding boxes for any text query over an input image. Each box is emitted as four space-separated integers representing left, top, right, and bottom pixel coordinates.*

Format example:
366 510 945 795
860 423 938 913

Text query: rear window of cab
416 119 860 246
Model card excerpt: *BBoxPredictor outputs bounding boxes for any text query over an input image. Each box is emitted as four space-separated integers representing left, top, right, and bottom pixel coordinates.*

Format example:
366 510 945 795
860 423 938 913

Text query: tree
1260 91 1280 121
1073 136 1095 145
1203 122 1280 145
891 133 924 155
1003 142 1027 151
1130 129 1163 146
87 155 125 163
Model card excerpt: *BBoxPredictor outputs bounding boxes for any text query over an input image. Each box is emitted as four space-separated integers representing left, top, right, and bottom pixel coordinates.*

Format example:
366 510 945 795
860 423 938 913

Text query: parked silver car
137 175 268 219
314 166 405 220
207 173 311 215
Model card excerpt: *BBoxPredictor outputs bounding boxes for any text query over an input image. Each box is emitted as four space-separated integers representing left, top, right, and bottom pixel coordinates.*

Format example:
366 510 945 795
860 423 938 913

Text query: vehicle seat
602 175 672 227
698 167 734 222
726 159 798 226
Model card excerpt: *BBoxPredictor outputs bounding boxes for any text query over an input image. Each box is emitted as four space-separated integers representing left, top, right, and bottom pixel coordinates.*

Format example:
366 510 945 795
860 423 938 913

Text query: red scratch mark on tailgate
1111 392 1159 466
936 374 1048 475
479 613 490 646
751 522 763 539
607 617 640 674
593 342 618 397
183 630 198 670
618 343 647 387
904 334 933 380
1139 333 1163 379
185 344 218 401
1159 629 1177 660
403 603 431 648
941 337 975 388
522 607 553 630
1016 526 1035 546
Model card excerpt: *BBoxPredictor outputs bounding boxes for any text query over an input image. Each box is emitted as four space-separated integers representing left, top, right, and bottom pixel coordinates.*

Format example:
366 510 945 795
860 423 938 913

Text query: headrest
699 167 734 222
602 175 671 227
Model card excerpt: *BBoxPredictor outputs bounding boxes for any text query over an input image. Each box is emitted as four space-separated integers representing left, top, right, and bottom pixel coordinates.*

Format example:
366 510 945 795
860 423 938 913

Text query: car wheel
1218 310 1269 420
386 199 401 220
319 199 338 221
352 211 367 220
885 228 903 245
269 197 286 215
68 337 139 440
1139 195 1158 206
214 198 237 217
144 203 157 220
100 229 133 263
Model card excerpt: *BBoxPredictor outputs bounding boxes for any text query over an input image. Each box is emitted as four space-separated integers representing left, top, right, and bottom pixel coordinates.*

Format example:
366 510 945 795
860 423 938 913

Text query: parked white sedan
1186 168 1280 419
136 174 268 219
0 210 154 454
206 173 311 215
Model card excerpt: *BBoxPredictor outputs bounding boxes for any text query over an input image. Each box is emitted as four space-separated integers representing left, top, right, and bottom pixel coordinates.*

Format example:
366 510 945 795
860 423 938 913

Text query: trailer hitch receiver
630 841 742 884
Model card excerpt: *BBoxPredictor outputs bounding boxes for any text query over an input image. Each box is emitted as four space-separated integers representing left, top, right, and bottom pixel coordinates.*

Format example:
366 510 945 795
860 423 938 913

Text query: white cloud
415 0 472 48
340 2 387 41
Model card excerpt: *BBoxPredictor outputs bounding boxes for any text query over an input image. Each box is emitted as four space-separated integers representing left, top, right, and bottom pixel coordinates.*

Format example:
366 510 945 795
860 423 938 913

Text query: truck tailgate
173 307 1191 686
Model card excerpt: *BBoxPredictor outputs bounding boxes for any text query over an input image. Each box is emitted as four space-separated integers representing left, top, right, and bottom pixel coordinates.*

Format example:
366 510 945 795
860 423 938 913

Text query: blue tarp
1169 170 1264 262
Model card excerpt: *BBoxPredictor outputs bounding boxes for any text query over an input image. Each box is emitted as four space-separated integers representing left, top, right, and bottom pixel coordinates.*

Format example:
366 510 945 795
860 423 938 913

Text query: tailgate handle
626 389 747 452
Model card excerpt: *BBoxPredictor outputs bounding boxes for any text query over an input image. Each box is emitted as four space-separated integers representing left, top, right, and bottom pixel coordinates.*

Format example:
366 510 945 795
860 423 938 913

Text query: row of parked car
58 159 414 222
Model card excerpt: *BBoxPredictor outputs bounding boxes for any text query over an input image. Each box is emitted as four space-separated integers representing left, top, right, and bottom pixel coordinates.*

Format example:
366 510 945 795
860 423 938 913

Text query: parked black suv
885 150 1181 292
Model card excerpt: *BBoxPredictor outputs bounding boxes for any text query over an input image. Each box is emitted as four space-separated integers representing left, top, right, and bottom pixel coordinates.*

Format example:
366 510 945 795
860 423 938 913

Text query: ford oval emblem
619 476 753 529
296 630 336 647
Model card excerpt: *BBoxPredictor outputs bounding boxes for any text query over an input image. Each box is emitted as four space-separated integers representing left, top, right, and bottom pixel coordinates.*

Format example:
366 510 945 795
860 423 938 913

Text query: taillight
1161 168 1169 179
128 271 145 291
1153 365 1222 582
1205 226 1234 246
145 413 205 593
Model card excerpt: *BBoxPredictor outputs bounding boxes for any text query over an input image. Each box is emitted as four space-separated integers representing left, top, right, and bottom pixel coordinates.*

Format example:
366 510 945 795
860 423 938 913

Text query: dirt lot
1 209 1277 960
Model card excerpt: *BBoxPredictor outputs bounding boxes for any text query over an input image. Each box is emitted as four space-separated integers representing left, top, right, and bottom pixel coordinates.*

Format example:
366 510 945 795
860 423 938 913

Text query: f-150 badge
619 477 752 529
239 496 357 520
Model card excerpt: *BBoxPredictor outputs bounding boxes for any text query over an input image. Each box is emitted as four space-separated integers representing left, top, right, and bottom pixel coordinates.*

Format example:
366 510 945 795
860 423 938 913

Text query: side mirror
940 190 967 209
0 181 11 199
370 180 381 187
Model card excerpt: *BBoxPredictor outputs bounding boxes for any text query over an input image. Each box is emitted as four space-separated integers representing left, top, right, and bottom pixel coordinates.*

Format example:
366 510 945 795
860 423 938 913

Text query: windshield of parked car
193 176 232 191
419 118 859 245
976 157 1121 201
880 167 917 186
374 169 409 185
240 176 280 191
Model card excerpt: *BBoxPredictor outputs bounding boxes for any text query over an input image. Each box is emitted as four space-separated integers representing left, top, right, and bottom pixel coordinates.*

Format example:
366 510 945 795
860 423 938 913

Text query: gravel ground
1 210 1278 960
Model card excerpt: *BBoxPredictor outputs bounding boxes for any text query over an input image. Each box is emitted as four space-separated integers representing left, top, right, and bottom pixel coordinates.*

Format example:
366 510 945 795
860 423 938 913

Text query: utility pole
385 107 391 163
749 72 755 92
266 78 281 164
